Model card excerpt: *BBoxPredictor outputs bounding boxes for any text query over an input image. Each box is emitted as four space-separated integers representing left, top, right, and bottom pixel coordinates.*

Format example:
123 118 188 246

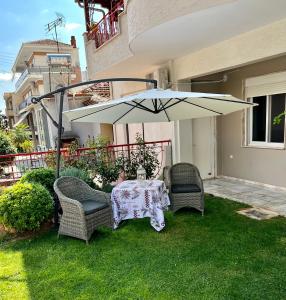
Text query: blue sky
0 0 91 110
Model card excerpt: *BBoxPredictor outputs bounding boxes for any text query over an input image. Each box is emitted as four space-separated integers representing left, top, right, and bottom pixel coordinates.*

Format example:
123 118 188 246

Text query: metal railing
15 69 29 90
18 95 39 112
87 0 124 49
0 140 171 183
15 66 74 90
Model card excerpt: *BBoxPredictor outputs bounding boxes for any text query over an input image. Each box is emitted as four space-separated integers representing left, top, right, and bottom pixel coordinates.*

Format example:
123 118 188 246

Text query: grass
0 196 286 299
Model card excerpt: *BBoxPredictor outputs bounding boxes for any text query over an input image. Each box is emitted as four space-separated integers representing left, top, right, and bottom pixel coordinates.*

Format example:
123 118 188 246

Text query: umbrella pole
54 90 65 225
56 90 64 179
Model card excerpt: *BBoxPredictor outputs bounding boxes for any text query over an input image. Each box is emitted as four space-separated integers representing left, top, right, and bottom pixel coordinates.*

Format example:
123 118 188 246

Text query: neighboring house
3 37 112 149
3 92 15 128
76 0 286 189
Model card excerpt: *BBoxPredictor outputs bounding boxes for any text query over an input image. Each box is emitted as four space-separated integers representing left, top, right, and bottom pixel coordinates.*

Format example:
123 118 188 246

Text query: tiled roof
24 39 71 47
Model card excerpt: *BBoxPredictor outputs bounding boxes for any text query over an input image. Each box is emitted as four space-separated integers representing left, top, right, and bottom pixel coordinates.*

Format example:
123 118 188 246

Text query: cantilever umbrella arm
31 77 158 225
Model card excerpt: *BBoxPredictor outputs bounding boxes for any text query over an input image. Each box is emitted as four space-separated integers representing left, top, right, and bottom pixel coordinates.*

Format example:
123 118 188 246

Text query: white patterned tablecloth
111 180 170 231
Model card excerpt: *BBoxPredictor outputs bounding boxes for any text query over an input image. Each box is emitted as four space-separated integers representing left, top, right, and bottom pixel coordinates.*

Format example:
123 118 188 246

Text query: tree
9 124 32 153
0 131 16 156
0 110 8 130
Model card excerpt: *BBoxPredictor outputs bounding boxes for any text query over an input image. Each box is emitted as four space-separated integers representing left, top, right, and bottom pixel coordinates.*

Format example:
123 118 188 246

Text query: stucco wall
127 0 233 45
174 18 286 80
71 122 101 146
192 56 286 187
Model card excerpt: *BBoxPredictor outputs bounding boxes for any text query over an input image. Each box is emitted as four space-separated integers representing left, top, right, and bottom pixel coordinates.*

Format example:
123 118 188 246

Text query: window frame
248 94 286 149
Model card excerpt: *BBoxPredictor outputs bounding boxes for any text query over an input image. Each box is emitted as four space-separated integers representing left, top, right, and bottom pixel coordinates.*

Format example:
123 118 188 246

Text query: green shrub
86 135 110 148
20 140 33 153
0 182 53 231
20 168 56 195
60 167 96 188
95 160 121 185
0 131 16 156
44 151 57 169
117 133 160 180
101 183 114 193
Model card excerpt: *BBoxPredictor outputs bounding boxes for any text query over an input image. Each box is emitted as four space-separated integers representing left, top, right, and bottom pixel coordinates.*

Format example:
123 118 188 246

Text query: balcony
18 95 39 113
87 0 124 49
5 108 14 117
15 66 75 90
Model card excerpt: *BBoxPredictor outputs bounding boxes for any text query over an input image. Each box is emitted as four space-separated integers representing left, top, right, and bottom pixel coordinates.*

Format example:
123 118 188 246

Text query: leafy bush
20 168 56 195
0 131 16 156
20 140 33 153
94 158 121 185
117 133 160 179
86 135 110 148
101 183 114 193
60 167 96 188
0 182 53 231
60 141 93 171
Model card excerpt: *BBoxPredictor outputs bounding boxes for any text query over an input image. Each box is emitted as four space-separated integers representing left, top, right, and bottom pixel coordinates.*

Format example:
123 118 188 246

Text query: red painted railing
87 0 124 48
0 140 171 184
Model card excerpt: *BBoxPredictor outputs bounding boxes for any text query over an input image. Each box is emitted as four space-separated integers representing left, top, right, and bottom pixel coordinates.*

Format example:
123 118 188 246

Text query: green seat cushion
81 200 108 215
171 184 201 193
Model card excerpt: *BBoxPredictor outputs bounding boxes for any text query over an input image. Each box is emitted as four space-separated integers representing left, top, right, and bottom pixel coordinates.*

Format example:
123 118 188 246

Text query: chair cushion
171 184 201 193
81 200 108 215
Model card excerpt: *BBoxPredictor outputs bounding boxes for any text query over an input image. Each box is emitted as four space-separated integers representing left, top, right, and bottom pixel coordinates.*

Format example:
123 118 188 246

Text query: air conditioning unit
146 67 169 89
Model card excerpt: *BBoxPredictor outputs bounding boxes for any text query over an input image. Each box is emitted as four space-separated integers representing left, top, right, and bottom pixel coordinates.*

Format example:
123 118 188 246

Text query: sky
0 0 91 110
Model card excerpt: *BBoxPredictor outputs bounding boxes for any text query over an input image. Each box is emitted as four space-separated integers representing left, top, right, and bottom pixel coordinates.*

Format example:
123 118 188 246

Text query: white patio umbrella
63 89 255 124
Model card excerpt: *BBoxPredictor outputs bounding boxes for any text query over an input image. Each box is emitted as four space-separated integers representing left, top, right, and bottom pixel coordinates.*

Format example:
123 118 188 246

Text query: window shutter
245 71 286 98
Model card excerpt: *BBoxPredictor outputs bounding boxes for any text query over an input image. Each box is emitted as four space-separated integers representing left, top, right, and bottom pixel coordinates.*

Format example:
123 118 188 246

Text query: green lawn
1 196 286 300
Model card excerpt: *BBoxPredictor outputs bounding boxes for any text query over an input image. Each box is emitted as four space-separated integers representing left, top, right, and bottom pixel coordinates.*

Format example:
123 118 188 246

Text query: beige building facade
79 0 286 188
4 38 111 150
3 92 15 128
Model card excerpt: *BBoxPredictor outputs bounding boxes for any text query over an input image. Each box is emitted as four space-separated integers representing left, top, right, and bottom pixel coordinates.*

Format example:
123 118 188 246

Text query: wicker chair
163 163 204 215
54 176 113 244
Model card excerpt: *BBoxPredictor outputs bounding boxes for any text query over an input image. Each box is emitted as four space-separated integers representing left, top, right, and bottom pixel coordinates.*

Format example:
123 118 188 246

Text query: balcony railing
18 95 39 112
0 140 171 181
15 66 75 90
87 0 124 49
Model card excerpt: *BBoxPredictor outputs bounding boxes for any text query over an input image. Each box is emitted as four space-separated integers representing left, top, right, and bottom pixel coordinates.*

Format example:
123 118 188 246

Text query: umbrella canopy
63 89 255 124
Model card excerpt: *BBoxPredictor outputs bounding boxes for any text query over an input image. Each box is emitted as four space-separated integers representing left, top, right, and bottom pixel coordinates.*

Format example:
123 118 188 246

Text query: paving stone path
204 177 286 217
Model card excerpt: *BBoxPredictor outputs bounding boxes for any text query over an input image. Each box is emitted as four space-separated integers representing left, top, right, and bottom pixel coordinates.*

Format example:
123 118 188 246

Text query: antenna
45 13 65 53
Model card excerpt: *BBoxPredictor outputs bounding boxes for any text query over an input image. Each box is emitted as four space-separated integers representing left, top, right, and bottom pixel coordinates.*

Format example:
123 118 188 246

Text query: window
249 93 286 147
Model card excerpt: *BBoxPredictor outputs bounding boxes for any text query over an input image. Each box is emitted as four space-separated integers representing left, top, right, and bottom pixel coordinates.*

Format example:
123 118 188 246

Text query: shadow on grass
1 196 286 299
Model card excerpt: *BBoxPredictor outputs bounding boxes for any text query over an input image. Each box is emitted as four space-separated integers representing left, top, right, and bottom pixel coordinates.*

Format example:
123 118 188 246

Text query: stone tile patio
204 177 286 217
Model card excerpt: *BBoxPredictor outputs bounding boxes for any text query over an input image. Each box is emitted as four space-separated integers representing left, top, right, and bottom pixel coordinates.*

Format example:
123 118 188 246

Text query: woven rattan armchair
54 176 113 244
163 163 204 215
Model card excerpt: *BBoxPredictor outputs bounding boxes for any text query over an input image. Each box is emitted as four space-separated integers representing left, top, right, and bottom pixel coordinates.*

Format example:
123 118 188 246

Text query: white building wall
71 122 101 146
33 54 47 66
